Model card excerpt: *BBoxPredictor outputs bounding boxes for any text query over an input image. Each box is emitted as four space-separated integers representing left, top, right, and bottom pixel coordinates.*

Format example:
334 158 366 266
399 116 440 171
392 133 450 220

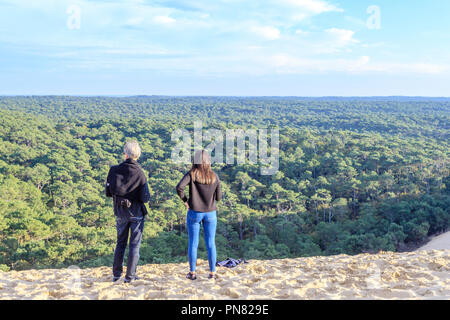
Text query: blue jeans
186 209 217 273
113 211 144 281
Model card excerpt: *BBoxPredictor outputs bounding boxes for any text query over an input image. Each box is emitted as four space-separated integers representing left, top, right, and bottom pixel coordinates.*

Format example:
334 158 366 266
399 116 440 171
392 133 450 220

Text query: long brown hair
190 150 216 185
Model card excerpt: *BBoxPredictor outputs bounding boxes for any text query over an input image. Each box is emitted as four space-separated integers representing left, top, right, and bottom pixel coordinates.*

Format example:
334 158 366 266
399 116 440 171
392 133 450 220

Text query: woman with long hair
176 149 222 280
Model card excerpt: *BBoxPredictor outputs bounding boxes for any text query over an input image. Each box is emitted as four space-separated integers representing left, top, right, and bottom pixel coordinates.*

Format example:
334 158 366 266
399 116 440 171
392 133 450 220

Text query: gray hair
124 141 141 160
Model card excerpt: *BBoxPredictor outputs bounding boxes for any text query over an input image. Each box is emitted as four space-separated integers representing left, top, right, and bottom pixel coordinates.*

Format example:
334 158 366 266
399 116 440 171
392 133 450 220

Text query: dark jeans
112 210 144 281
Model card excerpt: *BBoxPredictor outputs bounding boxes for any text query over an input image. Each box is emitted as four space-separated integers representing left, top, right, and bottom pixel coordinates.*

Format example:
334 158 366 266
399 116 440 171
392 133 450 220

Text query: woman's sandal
208 273 218 279
186 272 197 280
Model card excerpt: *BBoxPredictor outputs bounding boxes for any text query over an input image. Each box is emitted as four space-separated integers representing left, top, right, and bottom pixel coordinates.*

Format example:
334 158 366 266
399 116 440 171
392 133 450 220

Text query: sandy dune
0 249 449 300
417 232 450 251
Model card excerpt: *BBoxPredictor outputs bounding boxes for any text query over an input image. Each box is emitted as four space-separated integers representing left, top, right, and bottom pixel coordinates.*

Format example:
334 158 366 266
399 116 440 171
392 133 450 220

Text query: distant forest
0 96 448 271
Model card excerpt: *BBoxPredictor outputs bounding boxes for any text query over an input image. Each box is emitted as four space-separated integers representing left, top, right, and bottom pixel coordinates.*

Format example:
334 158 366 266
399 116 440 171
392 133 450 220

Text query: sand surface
0 250 449 300
417 232 450 251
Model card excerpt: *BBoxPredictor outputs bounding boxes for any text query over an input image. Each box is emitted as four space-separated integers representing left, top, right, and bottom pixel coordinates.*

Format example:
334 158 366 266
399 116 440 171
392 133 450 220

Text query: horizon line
1 94 450 99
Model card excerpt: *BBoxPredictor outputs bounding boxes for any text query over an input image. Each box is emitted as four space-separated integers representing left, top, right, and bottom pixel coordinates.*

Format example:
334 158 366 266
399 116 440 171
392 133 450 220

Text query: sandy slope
417 232 450 251
0 250 449 300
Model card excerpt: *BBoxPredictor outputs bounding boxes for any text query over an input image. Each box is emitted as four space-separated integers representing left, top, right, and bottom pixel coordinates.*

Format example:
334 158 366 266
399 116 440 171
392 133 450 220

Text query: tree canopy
0 96 448 271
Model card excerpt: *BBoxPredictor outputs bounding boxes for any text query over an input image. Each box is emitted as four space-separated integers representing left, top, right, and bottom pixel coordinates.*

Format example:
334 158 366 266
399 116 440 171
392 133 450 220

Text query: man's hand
184 202 190 210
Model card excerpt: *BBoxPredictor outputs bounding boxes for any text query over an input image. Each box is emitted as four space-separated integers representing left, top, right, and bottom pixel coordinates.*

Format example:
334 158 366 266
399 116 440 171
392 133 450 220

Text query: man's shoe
112 276 121 282
124 276 139 283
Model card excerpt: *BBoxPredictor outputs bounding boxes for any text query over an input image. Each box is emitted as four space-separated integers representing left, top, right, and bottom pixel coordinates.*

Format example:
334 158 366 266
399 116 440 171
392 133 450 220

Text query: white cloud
293 28 359 53
362 61 448 75
250 26 281 40
325 28 358 47
2 0 447 80
124 17 145 27
265 53 448 75
269 54 370 73
153 15 176 25
357 56 370 66
295 29 309 35
291 13 308 21
281 0 343 14
408 63 446 74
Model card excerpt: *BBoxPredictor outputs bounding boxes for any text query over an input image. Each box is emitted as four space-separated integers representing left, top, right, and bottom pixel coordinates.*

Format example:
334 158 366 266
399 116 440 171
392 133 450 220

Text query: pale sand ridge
0 250 449 300
417 231 450 251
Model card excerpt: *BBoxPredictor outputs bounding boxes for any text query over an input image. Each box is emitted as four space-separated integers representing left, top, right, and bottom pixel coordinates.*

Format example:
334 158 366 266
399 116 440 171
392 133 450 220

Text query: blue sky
0 0 449 96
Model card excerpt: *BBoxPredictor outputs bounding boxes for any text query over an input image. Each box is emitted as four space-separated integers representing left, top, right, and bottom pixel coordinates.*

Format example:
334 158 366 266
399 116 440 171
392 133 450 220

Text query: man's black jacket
106 158 150 217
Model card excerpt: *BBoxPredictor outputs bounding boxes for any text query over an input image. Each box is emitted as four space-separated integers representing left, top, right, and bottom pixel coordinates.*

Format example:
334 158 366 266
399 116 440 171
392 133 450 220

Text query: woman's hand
184 202 190 210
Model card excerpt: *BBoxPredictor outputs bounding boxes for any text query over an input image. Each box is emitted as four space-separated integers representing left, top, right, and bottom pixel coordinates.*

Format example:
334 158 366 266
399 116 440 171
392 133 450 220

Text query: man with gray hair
105 140 150 283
